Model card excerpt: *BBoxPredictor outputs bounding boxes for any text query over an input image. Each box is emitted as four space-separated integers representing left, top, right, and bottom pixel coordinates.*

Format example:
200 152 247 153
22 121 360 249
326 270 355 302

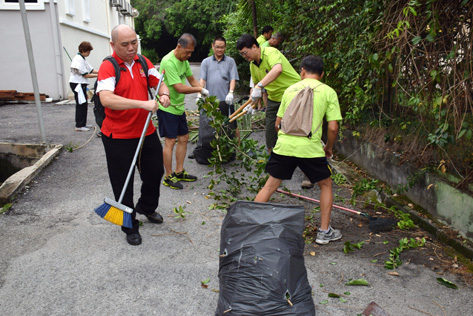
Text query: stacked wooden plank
0 90 46 101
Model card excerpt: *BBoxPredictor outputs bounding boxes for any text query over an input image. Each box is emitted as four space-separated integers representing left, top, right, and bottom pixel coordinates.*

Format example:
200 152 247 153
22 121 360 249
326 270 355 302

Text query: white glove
195 93 202 105
201 88 209 96
244 104 255 115
250 87 262 101
225 92 234 105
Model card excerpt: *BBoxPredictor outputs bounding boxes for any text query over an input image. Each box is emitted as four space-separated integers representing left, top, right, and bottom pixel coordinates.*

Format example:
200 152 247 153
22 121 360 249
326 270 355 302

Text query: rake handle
276 189 361 215
229 98 253 119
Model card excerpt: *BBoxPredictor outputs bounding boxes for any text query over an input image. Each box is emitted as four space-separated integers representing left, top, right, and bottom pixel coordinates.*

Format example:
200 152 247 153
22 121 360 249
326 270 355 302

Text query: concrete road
1 64 472 315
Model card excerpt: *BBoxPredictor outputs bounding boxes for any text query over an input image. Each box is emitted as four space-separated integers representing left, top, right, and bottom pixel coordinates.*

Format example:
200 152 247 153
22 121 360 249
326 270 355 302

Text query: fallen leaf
328 293 340 298
310 252 316 256
427 184 433 190
186 201 192 204
437 277 458 289
388 272 400 276
357 223 363 228
345 279 370 286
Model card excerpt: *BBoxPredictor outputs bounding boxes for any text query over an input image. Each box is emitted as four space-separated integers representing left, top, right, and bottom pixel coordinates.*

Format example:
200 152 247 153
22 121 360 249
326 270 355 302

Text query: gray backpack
281 83 323 138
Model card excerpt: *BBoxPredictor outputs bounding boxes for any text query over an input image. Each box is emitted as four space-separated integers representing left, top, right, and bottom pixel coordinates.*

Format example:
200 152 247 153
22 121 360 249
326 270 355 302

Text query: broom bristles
95 202 132 228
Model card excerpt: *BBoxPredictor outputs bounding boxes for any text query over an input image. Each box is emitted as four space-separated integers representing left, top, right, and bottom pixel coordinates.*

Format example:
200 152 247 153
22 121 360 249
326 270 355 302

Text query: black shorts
157 109 189 139
265 152 332 184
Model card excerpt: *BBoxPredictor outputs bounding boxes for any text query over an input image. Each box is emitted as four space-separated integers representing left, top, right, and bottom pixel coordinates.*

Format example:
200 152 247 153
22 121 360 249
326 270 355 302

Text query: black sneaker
173 170 197 182
163 174 183 189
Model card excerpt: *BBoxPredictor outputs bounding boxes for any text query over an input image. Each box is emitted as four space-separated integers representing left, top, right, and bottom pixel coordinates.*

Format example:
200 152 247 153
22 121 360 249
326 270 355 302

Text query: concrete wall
337 132 473 239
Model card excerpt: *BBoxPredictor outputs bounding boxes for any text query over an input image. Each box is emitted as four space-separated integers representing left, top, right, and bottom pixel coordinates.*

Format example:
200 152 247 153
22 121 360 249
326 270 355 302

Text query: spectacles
214 46 226 50
239 49 250 56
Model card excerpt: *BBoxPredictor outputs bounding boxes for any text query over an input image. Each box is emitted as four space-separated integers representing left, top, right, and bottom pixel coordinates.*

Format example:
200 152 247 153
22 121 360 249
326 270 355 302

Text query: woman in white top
69 41 98 131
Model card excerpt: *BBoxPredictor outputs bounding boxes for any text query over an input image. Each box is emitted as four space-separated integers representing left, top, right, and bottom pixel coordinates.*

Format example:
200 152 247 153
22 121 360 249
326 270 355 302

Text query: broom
94 70 165 228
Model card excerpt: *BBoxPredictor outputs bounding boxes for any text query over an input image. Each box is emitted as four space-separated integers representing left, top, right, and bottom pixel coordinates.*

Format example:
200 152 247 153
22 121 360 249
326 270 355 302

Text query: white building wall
0 0 137 101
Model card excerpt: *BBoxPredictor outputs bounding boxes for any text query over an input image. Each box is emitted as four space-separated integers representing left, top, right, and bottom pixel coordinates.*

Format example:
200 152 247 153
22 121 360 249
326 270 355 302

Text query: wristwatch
229 90 234 93
257 82 264 88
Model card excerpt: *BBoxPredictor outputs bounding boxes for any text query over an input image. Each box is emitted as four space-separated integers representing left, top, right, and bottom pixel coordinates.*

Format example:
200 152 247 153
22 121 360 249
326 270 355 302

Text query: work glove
201 88 210 97
244 104 255 115
195 93 202 105
250 87 262 101
225 92 234 105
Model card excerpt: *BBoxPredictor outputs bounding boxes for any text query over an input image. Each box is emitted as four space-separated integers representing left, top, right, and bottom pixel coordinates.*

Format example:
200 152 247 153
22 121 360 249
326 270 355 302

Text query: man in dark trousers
96 24 171 246
192 36 239 164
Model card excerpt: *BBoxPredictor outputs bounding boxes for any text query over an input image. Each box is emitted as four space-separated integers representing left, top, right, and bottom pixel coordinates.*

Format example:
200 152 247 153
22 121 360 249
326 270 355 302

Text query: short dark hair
178 33 197 48
213 36 226 45
236 34 259 50
78 41 93 53
301 55 324 75
262 25 273 34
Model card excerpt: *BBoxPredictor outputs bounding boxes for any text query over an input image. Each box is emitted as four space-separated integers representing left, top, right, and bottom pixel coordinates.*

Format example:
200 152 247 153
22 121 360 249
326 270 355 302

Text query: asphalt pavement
1 64 472 315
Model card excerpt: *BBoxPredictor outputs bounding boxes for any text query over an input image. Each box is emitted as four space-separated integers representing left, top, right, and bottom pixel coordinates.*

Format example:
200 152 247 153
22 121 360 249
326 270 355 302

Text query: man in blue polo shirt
191 36 239 164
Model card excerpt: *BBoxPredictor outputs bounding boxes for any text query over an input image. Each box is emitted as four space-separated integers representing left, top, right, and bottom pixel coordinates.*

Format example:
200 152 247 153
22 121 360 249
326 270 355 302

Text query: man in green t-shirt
158 33 209 190
256 25 273 46
236 33 300 151
260 32 285 48
255 55 343 245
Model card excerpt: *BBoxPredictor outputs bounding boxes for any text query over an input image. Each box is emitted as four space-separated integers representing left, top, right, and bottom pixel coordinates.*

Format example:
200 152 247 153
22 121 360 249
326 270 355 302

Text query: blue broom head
95 201 132 228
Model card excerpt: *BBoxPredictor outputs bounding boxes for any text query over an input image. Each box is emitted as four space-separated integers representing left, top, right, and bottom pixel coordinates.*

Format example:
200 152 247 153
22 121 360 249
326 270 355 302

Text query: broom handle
229 98 252 119
117 70 165 204
276 189 361 215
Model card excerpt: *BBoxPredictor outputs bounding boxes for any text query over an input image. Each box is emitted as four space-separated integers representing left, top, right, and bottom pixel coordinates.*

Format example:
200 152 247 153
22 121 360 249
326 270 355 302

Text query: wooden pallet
0 90 46 101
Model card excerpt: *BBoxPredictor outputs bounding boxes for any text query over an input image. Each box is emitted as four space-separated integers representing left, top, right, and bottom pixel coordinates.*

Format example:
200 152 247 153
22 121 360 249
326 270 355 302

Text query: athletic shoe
163 175 183 189
75 126 90 132
301 179 314 189
173 170 197 182
315 227 342 244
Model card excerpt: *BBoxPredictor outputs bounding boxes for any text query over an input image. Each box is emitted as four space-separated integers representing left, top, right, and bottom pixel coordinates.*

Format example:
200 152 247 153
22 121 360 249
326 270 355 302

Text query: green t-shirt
273 78 342 158
257 35 267 45
159 50 193 115
260 41 270 48
250 47 300 102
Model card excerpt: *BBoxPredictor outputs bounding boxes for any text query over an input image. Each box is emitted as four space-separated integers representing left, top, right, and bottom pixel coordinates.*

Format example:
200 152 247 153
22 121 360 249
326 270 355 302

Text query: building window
83 0 90 23
65 0 75 16
0 0 45 10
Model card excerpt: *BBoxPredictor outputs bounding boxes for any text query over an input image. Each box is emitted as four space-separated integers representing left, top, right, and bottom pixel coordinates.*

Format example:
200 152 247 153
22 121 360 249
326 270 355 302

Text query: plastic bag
215 201 315 316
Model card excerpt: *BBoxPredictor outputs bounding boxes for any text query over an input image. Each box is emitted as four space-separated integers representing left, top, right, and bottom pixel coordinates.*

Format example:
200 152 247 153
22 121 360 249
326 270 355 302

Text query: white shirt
69 54 94 84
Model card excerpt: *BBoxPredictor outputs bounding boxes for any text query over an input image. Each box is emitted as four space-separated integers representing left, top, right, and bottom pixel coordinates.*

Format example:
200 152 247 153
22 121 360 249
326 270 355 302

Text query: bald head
111 24 136 43
110 24 138 64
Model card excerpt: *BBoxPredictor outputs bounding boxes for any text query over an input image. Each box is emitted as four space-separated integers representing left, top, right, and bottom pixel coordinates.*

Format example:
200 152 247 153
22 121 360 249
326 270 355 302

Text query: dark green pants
265 99 281 149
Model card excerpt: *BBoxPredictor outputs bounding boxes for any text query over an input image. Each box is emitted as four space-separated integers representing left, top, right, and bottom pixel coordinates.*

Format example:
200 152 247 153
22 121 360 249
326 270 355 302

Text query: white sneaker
316 227 342 244
75 127 90 132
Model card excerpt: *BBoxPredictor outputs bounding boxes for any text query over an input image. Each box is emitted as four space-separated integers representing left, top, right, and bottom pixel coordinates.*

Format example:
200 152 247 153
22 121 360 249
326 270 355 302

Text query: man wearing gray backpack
254 55 343 245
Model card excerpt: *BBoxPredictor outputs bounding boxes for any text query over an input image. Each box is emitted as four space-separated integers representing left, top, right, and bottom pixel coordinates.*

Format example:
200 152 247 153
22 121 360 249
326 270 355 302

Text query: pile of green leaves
197 96 268 209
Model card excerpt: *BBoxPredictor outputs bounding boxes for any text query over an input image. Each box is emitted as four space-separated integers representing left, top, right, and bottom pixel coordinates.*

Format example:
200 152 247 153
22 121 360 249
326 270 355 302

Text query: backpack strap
308 83 325 138
103 56 121 86
136 54 154 100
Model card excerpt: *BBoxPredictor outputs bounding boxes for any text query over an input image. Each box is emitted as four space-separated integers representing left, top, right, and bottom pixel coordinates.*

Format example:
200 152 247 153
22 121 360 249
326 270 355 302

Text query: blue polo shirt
200 55 239 102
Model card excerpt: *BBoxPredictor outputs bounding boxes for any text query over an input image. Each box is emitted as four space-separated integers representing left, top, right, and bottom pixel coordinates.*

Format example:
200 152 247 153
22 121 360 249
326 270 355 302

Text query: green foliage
343 241 365 254
173 205 189 219
350 179 379 204
198 96 268 209
0 203 12 215
132 0 238 60
384 237 425 270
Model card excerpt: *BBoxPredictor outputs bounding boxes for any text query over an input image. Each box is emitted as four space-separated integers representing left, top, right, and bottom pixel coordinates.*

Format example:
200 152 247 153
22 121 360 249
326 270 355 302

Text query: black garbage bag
215 201 315 316
193 101 236 165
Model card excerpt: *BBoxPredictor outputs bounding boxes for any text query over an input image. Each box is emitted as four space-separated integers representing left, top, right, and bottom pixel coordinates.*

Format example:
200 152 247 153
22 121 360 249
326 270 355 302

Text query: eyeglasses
239 49 250 56
214 46 226 50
